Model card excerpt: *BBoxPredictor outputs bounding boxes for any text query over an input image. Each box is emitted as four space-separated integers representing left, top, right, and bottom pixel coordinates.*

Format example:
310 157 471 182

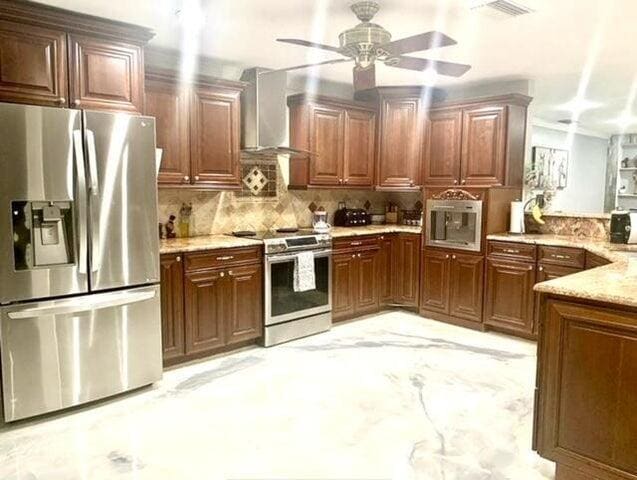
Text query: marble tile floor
0 311 555 480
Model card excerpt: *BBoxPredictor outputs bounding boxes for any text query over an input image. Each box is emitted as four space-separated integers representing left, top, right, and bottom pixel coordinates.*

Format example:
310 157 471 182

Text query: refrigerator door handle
73 130 88 275
85 129 101 273
86 130 99 196
7 289 156 319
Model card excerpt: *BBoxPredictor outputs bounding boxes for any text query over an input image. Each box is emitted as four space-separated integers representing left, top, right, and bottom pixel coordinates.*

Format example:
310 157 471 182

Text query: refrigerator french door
0 103 162 422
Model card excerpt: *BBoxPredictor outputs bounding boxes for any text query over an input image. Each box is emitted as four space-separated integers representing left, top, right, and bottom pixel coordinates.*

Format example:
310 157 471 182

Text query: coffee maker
610 210 637 244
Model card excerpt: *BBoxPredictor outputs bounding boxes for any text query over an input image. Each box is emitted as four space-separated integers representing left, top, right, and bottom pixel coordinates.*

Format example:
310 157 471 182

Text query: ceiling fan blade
266 58 352 74
353 65 376 91
381 31 457 56
277 38 342 53
387 56 471 77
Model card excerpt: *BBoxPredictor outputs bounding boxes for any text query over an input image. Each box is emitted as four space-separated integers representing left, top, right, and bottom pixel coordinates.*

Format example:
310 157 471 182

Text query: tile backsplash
158 153 421 237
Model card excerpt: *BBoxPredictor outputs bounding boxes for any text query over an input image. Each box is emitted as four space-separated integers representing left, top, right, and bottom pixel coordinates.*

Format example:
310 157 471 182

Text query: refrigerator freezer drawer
0 285 162 422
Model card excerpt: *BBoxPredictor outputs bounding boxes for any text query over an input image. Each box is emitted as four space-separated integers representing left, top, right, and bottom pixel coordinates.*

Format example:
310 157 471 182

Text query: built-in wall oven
425 199 483 252
262 232 332 346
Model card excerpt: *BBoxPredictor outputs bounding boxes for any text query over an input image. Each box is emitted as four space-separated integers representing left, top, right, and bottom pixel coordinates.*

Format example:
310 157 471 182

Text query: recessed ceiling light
555 97 603 115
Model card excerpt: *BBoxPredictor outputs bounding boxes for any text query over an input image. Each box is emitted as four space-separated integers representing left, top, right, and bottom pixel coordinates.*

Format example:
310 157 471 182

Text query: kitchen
0 0 636 479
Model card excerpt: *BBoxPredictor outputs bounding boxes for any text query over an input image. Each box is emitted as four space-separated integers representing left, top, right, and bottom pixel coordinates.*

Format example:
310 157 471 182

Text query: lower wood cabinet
420 249 484 325
378 235 394 305
160 254 185 362
160 248 262 366
484 257 536 336
332 248 379 322
393 234 421 307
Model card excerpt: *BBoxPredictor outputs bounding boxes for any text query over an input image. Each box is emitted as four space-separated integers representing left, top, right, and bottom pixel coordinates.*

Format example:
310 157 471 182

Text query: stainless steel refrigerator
0 103 162 422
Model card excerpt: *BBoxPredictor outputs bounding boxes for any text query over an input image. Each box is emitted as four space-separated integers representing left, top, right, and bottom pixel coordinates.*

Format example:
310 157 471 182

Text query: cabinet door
309 104 344 186
355 249 379 314
343 109 375 187
332 253 356 321
68 35 143 113
394 235 421 306
184 269 227 354
0 20 68 106
484 257 535 334
534 263 582 335
423 109 462 186
160 254 185 363
226 264 263 345
378 235 394 305
377 97 422 188
190 85 241 188
461 106 506 186
420 250 450 314
144 77 191 185
449 253 484 323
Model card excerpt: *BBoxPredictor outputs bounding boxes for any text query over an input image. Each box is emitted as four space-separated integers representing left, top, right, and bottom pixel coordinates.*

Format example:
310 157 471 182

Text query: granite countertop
160 225 422 254
331 225 422 238
487 233 637 308
159 235 263 254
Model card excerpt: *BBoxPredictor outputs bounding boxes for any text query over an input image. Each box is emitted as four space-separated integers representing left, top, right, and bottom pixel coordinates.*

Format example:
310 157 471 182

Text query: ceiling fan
274 0 471 91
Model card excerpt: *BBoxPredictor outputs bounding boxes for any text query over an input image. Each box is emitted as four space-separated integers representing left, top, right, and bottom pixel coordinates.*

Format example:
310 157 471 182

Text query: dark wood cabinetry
190 83 241 188
0 1 153 111
393 234 421 306
378 235 394 305
68 35 143 112
160 247 263 366
376 93 423 189
484 257 536 335
423 109 462 186
160 254 185 363
332 245 379 322
535 299 637 480
420 249 483 325
424 95 531 188
144 71 191 185
144 69 245 189
288 94 376 189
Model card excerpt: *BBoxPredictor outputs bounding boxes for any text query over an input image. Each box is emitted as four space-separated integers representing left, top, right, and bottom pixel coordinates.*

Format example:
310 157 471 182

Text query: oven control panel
264 234 331 255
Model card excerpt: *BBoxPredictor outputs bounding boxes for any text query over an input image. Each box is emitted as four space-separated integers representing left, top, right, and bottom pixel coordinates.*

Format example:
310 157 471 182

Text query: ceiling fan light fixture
350 1 380 23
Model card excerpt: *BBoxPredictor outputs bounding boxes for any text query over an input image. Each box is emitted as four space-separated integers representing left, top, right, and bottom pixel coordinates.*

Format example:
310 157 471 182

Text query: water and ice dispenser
12 201 75 270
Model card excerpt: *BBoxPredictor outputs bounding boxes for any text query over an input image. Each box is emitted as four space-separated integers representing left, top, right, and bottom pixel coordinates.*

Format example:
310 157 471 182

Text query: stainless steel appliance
610 210 637 244
425 199 483 252
261 231 332 346
0 103 161 422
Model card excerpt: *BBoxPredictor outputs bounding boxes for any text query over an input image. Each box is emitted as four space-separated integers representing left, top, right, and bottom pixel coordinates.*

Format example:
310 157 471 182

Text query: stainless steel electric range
231 229 332 346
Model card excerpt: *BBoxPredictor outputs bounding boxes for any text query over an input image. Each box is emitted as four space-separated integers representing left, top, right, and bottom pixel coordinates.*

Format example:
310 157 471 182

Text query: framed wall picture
531 146 569 190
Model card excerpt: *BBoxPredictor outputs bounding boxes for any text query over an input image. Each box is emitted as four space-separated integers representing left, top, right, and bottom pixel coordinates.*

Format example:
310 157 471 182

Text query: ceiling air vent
470 0 534 17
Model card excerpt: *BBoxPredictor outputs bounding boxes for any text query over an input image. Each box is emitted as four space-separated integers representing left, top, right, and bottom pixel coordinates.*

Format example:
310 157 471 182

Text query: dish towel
293 251 316 292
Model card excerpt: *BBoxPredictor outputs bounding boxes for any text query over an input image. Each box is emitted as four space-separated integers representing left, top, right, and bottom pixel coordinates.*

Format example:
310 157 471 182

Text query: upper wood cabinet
376 94 423 190
423 109 462 186
144 69 245 190
190 83 242 188
0 20 68 106
0 1 153 111
68 35 143 112
288 94 377 189
425 94 531 188
144 71 191 185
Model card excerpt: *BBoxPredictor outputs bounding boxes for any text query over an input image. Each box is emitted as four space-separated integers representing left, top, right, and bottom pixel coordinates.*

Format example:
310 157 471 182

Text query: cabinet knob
452 254 456 259
194 175 200 181
357 253 361 258
176 256 181 262
228 270 233 276
409 181 415 187
539 266 544 271
461 179 466 185
344 178 349 184
352 254 356 258
339 179 343 184
528 266 534 271
57 97 66 104
220 271 225 277
73 99 81 107
446 254 450 259
184 175 190 182
380 236 384 240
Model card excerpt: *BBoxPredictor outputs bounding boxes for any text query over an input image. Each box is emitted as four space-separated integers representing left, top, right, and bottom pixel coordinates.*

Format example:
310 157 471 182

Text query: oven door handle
266 249 332 264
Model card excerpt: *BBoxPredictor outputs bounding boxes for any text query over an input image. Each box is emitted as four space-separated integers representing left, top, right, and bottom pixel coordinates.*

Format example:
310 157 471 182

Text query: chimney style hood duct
240 67 310 157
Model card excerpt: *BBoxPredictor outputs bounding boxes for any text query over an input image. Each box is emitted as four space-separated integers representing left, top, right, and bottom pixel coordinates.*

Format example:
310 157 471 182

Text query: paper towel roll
509 201 525 234
629 213 637 244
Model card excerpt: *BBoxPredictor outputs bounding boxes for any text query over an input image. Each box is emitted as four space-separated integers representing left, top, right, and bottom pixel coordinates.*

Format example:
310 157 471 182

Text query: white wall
529 125 609 214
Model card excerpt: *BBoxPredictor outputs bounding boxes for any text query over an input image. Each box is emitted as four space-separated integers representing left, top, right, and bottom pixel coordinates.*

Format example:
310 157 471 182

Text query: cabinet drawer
538 246 585 268
185 247 262 272
333 235 380 252
488 241 536 261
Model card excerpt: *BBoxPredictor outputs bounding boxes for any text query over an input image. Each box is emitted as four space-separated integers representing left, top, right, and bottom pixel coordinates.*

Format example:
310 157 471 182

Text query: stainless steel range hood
240 67 310 157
